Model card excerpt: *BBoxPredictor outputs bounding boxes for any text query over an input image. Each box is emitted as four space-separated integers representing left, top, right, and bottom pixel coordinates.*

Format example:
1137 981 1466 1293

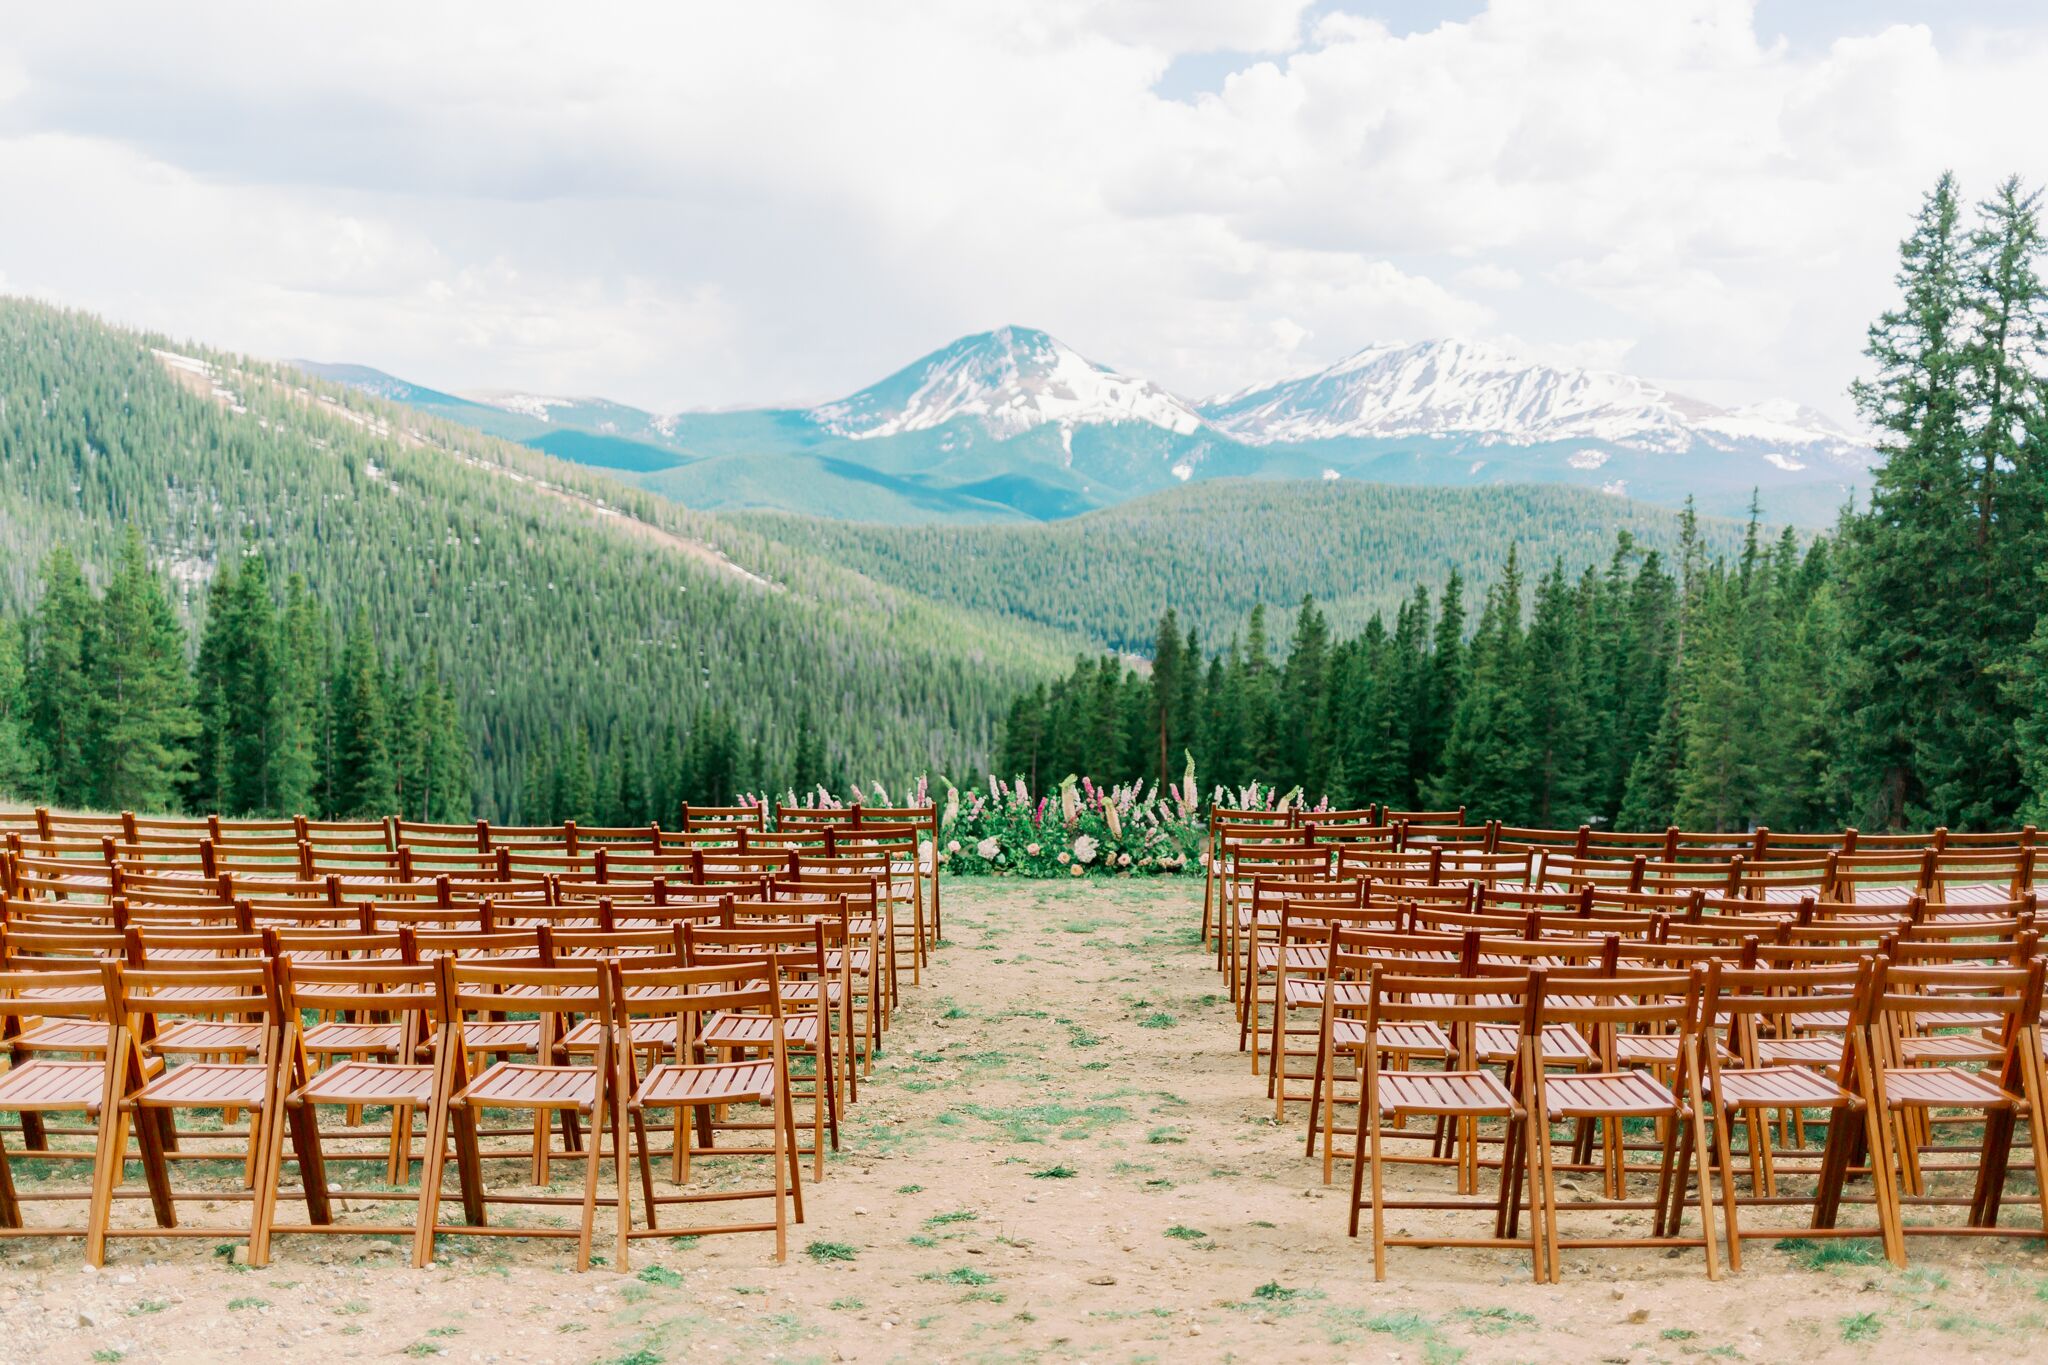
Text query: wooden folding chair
1347 966 1547 1282
1862 959 2048 1264
611 957 803 1264
683 921 838 1178
87 958 289 1267
1524 970 1718 1281
426 955 621 1271
0 965 120 1240
270 956 449 1265
1696 958 1900 1270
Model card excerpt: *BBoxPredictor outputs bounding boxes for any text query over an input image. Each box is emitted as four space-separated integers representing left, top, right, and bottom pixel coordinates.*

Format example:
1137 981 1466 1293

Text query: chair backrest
110 956 282 1023
276 955 445 1033
0 964 114 1023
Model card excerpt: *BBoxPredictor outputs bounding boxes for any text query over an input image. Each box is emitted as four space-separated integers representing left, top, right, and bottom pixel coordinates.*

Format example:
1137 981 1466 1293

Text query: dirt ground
8 878 2048 1363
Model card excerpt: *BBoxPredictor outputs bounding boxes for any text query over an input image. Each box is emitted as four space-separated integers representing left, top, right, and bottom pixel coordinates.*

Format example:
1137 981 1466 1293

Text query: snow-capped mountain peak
1199 338 1868 467
806 325 1206 441
1201 338 1705 452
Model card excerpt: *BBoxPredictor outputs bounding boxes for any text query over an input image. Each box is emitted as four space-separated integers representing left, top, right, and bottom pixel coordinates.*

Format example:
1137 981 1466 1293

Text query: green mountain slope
0 300 1076 814
732 481 1762 653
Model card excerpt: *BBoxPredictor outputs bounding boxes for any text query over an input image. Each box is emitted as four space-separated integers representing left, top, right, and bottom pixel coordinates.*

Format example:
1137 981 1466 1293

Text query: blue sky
1 1 2043 423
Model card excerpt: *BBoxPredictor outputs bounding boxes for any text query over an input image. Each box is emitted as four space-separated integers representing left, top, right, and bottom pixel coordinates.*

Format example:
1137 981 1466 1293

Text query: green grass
829 1297 865 1311
1840 1311 1883 1343
921 1266 996 1287
805 1240 858 1262
1029 1164 1077 1179
1164 1225 1207 1241
1137 1011 1177 1029
1365 1310 1434 1338
636 1265 684 1288
895 1184 924 1194
960 1101 1130 1143
924 1210 979 1227
1775 1236 1885 1270
1452 1306 1535 1336
227 1297 269 1311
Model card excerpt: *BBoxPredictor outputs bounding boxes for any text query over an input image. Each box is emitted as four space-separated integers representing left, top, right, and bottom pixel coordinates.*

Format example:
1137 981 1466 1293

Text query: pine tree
0 619 35 795
560 726 596 823
1523 559 1594 824
24 544 94 805
1149 609 1182 789
329 612 395 817
1835 172 1975 827
1279 596 1330 794
87 529 198 812
272 575 326 816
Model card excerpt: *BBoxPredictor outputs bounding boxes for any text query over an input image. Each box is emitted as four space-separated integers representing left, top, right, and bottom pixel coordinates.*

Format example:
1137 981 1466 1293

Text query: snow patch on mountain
478 392 574 423
1200 339 1873 468
808 326 1206 441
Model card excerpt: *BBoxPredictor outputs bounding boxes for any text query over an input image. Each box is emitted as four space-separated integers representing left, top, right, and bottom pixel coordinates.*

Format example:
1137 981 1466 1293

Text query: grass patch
1137 1011 1178 1029
829 1297 865 1311
1452 1306 1535 1336
805 1240 858 1263
1164 1225 1207 1241
636 1265 683 1288
1775 1236 1884 1270
921 1266 996 1287
1030 1164 1077 1179
228 1297 269 1311
960 1101 1130 1143
924 1210 979 1227
1840 1311 1883 1343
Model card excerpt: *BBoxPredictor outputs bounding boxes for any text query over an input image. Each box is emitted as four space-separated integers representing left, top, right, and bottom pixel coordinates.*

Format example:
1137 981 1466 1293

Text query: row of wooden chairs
1200 859 2048 1281
0 909 910 1268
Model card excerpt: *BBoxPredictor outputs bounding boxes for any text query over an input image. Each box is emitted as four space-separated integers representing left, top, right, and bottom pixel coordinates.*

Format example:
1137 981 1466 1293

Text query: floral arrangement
756 761 1315 879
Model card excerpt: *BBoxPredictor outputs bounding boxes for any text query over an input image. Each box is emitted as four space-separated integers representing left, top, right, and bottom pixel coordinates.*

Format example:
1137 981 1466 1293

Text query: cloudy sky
2 1 2044 423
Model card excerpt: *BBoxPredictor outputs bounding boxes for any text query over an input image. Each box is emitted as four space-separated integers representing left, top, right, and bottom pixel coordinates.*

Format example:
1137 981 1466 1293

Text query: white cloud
1458 264 1523 292
0 0 2043 421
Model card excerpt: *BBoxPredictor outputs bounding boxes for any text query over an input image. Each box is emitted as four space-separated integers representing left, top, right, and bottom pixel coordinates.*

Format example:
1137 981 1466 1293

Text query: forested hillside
734 482 1758 653
0 300 1075 816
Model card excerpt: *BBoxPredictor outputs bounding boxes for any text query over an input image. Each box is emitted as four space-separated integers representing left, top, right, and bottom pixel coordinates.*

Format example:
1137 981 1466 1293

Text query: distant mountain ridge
301 328 1876 526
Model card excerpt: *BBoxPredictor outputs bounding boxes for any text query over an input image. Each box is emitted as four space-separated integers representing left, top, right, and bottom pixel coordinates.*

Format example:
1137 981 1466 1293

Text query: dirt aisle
8 879 2042 1362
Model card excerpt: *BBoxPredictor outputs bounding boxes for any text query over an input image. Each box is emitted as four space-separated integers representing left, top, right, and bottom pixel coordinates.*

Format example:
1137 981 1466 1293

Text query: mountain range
301 326 1874 526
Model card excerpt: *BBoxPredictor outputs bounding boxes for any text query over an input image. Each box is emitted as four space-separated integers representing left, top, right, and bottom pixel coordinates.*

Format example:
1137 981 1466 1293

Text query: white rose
947 840 962 854
1072 835 1098 865
1026 842 1041 856
1057 851 1070 864
976 837 1001 860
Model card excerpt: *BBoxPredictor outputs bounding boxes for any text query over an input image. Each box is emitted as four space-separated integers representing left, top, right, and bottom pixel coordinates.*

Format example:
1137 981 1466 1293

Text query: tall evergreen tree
87 529 198 812
23 545 94 805
329 612 395 817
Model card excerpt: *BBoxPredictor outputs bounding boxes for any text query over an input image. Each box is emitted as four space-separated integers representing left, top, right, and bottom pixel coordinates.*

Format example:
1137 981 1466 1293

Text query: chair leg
771 1093 789 1264
85 1105 132 1268
0 1135 21 1229
289 1101 336 1228
412 1086 453 1268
